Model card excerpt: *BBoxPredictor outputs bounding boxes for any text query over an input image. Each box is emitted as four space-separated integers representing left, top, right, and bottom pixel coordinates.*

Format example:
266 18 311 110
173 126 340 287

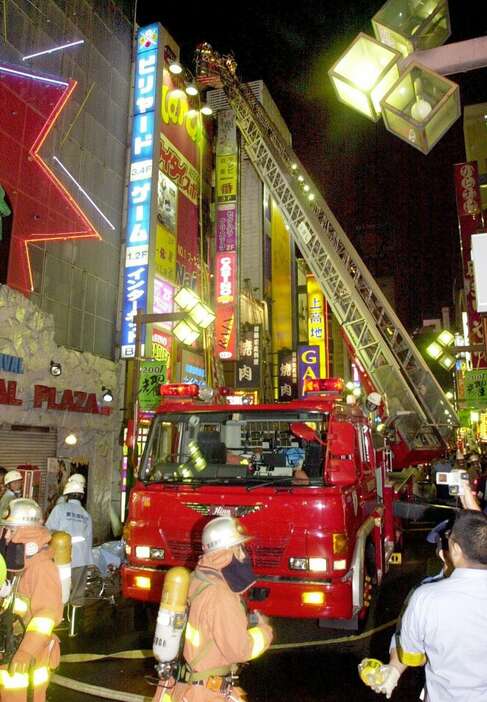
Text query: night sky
137 1 487 331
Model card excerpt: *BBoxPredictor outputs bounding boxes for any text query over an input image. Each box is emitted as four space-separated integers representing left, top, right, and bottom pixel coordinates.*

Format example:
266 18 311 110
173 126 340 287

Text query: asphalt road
48 528 437 702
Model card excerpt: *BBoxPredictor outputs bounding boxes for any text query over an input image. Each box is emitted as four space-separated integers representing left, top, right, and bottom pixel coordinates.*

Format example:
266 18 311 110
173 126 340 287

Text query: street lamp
329 0 486 153
426 330 455 369
372 0 451 58
380 62 460 154
328 33 401 122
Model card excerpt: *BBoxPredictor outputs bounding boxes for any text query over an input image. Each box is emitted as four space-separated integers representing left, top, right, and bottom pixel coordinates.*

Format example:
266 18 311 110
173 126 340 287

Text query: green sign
464 369 487 406
139 360 167 411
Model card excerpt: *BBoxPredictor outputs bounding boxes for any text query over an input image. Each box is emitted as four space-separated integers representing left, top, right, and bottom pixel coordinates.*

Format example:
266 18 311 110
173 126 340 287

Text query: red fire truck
121 42 456 628
122 380 425 628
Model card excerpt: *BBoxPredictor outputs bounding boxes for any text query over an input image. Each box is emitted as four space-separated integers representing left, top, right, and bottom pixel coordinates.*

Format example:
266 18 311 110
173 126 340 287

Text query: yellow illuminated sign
307 276 327 377
155 223 176 282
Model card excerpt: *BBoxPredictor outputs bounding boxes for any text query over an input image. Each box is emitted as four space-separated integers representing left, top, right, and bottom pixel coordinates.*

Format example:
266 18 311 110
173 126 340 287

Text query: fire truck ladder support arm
202 49 457 451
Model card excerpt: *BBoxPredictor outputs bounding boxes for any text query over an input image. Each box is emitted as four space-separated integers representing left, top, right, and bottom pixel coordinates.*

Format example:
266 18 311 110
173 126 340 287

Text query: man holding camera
363 474 487 701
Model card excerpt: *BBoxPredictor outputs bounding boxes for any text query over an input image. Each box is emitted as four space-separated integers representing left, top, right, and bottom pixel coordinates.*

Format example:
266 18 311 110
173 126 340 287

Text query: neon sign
121 24 161 358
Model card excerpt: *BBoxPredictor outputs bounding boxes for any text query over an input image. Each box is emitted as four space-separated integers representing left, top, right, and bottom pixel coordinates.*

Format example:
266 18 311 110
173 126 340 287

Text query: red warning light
304 378 344 394
160 383 199 398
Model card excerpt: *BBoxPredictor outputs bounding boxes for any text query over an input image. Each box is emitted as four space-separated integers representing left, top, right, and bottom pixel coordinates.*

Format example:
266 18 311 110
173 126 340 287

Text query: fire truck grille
183 503 263 517
167 540 200 566
252 546 284 568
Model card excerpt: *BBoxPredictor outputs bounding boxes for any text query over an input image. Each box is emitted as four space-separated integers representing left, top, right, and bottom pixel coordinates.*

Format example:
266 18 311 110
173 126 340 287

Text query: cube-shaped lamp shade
328 33 401 122
174 286 200 312
381 63 460 154
426 341 442 360
372 0 451 58
437 329 454 347
438 353 455 371
188 301 216 329
173 319 201 345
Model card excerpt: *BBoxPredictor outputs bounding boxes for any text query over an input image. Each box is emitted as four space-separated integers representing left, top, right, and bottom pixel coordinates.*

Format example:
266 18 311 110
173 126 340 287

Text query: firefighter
171 516 273 702
45 478 93 603
0 498 63 701
0 473 23 519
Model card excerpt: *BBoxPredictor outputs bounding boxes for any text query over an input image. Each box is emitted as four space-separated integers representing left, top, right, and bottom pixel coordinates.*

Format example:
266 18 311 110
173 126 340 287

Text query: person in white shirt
45 478 93 603
369 508 487 701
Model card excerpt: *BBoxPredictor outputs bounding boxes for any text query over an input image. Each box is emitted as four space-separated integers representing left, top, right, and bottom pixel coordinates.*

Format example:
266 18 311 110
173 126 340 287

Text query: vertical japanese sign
307 276 328 378
236 325 261 389
454 162 486 368
298 345 321 398
215 252 237 359
277 349 298 401
121 24 162 358
214 111 239 361
139 360 167 411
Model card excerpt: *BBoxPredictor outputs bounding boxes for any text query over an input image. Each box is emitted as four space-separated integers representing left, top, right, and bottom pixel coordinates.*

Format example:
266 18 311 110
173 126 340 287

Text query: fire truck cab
122 380 395 628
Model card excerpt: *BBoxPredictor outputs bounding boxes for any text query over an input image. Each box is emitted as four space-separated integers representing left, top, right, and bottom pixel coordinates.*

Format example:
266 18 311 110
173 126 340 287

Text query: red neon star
0 65 101 295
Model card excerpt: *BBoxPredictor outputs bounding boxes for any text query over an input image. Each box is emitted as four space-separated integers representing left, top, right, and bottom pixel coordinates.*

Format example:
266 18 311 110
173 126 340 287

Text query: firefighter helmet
63 480 85 496
66 473 86 485
202 516 251 553
0 498 42 527
4 470 23 486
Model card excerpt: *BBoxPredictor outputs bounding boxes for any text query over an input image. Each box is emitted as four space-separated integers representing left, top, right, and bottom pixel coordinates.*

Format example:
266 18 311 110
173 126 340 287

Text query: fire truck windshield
139 410 329 485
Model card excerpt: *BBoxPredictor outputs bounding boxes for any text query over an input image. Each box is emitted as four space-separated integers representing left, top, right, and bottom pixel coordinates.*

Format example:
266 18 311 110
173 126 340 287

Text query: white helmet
365 392 382 412
0 498 42 527
4 471 23 486
66 473 86 485
63 480 85 496
201 517 251 554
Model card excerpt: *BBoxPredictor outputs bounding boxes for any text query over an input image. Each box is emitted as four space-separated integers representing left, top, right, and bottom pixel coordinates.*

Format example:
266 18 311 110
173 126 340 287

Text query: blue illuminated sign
121 24 160 358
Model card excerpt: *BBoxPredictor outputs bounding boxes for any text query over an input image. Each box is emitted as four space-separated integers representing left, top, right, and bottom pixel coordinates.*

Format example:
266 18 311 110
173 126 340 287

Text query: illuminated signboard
307 276 328 378
278 349 298 401
298 345 321 398
153 276 174 331
236 325 261 389
121 24 162 358
215 251 237 359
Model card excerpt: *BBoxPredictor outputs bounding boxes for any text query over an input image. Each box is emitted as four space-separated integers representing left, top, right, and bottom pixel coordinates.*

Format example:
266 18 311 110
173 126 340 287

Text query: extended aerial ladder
195 45 458 454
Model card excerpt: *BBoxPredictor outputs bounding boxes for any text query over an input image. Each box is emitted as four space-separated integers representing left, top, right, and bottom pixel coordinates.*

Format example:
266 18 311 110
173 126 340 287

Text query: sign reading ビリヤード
120 24 161 359
139 360 167 412
464 369 487 406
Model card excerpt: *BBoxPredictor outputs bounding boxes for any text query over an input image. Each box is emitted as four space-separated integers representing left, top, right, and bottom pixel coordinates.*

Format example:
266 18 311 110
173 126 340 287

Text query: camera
435 469 469 496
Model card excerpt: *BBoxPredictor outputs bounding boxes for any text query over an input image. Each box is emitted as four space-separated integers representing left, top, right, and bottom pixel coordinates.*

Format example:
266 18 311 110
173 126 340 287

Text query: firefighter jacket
46 499 93 568
0 526 63 694
172 549 273 702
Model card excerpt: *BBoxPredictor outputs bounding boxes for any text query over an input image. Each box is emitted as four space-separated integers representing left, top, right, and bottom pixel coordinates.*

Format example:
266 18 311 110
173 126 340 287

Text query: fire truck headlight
150 548 165 560
289 557 308 570
134 576 151 590
333 559 347 570
135 546 151 559
301 591 325 605
308 558 327 572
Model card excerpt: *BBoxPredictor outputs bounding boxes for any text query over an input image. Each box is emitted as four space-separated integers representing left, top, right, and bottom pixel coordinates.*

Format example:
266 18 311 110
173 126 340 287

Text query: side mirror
290 423 326 445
